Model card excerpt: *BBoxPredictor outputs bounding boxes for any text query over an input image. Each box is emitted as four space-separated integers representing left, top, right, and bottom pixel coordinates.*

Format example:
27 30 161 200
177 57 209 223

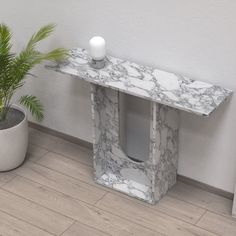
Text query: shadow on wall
179 95 235 187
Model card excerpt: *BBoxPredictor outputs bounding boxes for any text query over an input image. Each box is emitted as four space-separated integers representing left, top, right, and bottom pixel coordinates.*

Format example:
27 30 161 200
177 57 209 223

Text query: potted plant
0 24 68 171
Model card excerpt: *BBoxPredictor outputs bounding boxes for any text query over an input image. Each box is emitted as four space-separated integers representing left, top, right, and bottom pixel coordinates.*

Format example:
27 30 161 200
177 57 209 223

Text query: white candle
89 36 106 60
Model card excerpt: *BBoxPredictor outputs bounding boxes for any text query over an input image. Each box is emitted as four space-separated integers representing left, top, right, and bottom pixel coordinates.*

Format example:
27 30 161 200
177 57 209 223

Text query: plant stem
0 97 10 122
0 98 4 122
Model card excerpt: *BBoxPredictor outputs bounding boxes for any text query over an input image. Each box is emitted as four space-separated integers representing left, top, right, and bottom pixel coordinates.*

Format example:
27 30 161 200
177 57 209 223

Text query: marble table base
91 84 179 204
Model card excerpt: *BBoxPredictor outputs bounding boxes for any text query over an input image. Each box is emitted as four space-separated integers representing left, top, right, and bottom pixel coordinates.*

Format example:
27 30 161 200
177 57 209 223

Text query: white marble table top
49 48 232 116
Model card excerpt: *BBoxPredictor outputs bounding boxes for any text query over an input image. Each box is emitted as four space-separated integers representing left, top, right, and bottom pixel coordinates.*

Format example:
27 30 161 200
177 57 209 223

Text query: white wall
1 0 236 193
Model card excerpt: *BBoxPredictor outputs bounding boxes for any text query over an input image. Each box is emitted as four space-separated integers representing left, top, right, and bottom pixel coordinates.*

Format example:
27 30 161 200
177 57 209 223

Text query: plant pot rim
0 105 27 131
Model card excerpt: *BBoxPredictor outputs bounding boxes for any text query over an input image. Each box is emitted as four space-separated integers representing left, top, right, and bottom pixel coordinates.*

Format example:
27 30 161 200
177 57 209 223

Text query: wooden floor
0 128 235 236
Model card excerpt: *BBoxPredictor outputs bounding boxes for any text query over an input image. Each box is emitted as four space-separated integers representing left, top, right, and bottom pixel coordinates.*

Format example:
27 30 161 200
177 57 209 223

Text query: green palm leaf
27 24 55 49
19 95 44 122
0 23 68 122
0 23 12 55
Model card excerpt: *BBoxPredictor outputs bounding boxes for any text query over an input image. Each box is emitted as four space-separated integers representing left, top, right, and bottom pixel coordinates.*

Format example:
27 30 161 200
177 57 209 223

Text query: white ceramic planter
0 106 28 171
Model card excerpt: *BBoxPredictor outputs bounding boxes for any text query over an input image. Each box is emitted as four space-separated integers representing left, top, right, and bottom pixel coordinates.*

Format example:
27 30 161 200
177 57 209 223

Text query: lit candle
89 36 106 61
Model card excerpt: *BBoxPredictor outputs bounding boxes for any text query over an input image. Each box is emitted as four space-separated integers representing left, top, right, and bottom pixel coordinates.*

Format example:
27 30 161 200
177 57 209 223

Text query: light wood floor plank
29 128 93 166
133 194 205 224
50 140 93 166
113 189 206 224
197 211 236 236
27 143 49 162
113 190 206 225
147 195 206 224
62 221 110 236
35 151 130 195
36 151 121 193
3 177 162 236
96 193 217 236
169 182 232 216
37 152 95 185
0 188 73 235
14 161 106 205
0 210 53 236
0 172 16 187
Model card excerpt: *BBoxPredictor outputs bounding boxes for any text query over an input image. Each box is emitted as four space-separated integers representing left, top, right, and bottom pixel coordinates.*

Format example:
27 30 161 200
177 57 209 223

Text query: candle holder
90 58 106 69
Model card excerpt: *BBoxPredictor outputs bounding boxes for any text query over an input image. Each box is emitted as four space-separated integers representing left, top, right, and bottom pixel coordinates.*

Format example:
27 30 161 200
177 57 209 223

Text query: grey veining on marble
91 84 179 204
49 48 232 116
152 104 179 201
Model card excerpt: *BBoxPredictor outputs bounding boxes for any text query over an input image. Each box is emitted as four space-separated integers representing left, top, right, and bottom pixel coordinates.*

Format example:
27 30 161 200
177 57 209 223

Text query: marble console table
49 48 232 204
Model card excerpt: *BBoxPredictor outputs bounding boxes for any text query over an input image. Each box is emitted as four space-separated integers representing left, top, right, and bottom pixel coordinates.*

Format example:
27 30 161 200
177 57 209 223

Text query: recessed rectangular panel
119 93 151 162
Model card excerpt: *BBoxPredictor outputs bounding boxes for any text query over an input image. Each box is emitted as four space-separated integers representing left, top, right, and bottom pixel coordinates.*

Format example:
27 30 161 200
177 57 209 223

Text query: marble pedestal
92 85 179 204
